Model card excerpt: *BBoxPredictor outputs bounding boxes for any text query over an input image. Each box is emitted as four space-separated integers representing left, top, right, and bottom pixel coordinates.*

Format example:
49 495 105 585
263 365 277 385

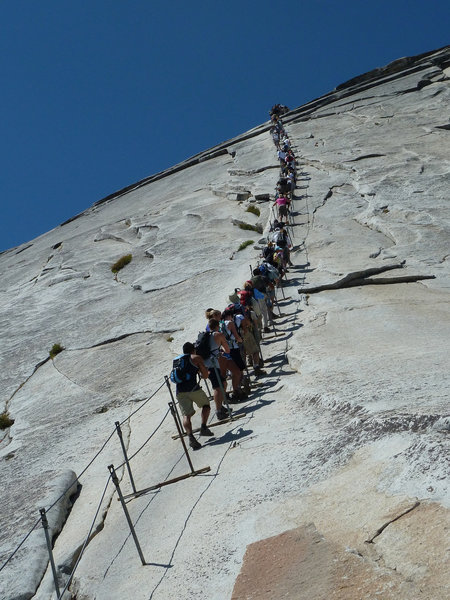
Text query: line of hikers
170 109 297 451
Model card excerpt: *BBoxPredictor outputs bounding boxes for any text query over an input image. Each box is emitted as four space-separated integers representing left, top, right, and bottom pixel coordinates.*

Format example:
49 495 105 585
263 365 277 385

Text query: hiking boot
188 434 202 450
254 366 267 377
241 376 251 395
216 407 231 421
228 393 240 404
200 424 214 437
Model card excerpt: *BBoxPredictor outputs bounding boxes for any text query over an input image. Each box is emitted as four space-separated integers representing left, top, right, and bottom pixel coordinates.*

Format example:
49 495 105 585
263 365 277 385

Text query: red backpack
236 289 253 307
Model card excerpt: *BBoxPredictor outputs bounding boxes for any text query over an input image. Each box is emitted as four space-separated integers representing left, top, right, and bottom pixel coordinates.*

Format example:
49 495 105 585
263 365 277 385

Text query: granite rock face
1 47 449 600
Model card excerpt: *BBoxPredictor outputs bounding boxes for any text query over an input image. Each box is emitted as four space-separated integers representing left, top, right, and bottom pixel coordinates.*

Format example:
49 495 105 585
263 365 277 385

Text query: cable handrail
1 110 301 595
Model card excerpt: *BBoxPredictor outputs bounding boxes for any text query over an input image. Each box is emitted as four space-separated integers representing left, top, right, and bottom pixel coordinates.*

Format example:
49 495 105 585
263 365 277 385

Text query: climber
174 342 213 450
277 147 286 166
203 318 236 420
219 309 248 401
273 195 289 222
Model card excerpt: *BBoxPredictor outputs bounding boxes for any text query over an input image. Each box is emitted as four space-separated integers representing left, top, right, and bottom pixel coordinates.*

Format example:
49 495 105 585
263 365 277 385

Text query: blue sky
0 0 448 251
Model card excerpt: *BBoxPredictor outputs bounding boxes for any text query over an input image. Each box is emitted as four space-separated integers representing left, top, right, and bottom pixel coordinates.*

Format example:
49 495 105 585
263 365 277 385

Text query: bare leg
183 415 193 436
201 405 210 426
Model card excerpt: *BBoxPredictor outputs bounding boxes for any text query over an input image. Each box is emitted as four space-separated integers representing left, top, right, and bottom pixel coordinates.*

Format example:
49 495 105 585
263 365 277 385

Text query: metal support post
168 402 195 473
108 465 147 566
203 376 212 399
115 421 137 495
164 376 185 436
39 508 61 600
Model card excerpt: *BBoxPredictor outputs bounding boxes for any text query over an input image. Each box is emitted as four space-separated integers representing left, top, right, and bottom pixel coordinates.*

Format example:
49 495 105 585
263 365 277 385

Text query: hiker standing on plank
175 342 214 450
273 195 289 223
277 147 286 166
204 318 233 421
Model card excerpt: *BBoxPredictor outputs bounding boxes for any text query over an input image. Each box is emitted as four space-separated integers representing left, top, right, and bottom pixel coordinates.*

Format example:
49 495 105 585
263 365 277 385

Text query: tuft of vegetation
166 336 174 343
111 254 132 274
246 205 260 217
237 240 254 252
238 222 263 234
49 343 64 359
0 412 14 430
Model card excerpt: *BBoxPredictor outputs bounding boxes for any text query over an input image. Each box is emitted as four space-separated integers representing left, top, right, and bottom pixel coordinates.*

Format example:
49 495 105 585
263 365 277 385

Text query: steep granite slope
0 46 449 600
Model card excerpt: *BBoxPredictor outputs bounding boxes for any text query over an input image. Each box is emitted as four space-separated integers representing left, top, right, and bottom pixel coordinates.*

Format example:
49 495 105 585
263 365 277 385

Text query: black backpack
170 354 192 384
195 331 212 360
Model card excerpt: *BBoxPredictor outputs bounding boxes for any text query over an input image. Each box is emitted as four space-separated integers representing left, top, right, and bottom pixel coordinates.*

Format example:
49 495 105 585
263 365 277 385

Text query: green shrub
49 343 64 359
237 240 254 252
246 205 260 217
111 254 132 274
0 412 14 430
238 223 263 234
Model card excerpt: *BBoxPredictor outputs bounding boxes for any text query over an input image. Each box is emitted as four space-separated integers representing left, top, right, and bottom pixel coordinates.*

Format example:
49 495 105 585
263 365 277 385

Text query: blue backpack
170 354 192 384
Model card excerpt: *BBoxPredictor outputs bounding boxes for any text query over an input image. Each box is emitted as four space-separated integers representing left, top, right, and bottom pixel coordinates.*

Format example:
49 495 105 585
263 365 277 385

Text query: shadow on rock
204 426 254 447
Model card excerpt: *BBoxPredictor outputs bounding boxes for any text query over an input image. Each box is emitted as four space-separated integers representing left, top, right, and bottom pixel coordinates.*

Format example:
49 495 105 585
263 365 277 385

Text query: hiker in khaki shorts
175 342 213 450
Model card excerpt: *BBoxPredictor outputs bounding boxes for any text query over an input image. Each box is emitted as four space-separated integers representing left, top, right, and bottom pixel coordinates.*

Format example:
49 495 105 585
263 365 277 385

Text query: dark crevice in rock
346 153 386 162
15 244 33 255
72 328 182 350
7 356 51 410
365 501 420 543
228 165 279 176
299 261 437 293
435 124 450 131
300 262 406 293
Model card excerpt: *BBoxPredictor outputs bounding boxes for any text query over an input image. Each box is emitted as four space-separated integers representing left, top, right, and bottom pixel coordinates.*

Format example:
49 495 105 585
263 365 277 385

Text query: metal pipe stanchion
39 508 61 600
108 465 146 566
203 376 212 399
115 422 137 495
164 376 185 436
168 402 195 473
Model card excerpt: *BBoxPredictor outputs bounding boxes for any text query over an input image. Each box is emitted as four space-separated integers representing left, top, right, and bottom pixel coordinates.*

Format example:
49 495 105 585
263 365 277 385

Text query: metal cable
0 380 167 574
0 517 41 573
118 379 166 425
117 407 170 468
58 474 112 598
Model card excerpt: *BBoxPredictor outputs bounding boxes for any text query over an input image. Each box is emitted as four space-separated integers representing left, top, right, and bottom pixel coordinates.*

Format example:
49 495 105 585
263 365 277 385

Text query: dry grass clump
0 412 14 430
111 254 132 273
238 222 263 233
237 240 254 252
49 343 64 359
246 205 260 217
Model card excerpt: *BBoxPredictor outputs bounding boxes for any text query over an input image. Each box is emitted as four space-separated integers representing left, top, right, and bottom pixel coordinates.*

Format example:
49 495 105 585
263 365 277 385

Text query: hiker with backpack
271 127 280 149
262 241 275 265
171 342 214 450
287 168 296 195
273 195 289 222
196 318 235 421
285 149 296 170
219 307 249 399
251 268 278 323
277 148 286 166
205 308 248 399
